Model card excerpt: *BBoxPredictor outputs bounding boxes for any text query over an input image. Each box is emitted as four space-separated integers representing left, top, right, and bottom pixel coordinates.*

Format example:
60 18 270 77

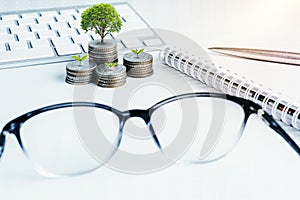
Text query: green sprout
131 48 144 58
81 3 123 43
72 54 88 65
105 62 117 68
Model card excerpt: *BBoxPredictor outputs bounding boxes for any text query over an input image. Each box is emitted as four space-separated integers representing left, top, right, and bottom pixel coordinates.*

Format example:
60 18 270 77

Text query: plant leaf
105 62 117 67
131 49 138 54
80 4 123 40
138 48 144 54
72 55 81 61
81 54 88 61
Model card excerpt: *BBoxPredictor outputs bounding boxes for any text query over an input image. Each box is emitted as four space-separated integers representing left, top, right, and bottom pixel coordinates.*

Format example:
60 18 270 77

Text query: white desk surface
1 0 300 199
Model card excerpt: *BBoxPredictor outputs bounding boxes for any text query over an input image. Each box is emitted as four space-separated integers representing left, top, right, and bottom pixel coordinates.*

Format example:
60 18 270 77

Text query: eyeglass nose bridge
121 109 162 149
127 109 151 123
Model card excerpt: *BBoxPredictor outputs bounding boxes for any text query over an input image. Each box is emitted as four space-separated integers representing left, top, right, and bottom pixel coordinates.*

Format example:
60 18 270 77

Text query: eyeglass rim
0 92 257 144
0 92 299 174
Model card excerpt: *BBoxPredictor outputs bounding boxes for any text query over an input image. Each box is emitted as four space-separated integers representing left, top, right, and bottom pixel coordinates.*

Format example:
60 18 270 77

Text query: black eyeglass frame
0 92 299 164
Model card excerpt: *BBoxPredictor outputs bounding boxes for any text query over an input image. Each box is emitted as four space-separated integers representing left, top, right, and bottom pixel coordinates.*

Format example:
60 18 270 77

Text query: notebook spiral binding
159 46 300 130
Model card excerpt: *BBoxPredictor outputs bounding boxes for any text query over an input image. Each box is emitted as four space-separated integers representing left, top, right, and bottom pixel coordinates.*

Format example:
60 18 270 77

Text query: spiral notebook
159 47 300 130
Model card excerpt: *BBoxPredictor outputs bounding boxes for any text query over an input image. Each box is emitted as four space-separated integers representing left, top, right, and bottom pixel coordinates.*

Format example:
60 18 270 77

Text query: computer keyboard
0 2 164 70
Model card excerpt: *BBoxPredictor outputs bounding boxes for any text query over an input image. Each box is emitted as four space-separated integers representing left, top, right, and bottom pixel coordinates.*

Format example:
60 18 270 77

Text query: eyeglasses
0 92 299 177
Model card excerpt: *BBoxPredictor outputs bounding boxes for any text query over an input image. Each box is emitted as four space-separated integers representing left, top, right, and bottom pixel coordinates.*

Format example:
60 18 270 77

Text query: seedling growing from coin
105 62 117 69
81 3 123 43
131 48 144 58
72 54 88 65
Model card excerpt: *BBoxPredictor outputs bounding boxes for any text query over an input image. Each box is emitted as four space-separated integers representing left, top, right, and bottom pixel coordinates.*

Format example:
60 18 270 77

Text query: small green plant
72 54 88 65
105 62 117 68
81 3 123 43
131 48 144 57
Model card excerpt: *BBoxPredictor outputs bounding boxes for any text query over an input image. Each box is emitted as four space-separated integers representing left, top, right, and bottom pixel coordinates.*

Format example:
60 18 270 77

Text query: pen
208 47 300 66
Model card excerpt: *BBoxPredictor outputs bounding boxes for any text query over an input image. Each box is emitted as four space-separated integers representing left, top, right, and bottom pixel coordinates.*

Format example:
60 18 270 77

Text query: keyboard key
114 5 136 16
17 32 37 41
0 47 54 62
112 23 148 38
68 20 80 28
30 38 50 47
125 28 154 37
73 13 80 20
30 23 50 32
1 14 20 20
106 34 113 39
72 35 92 52
123 21 147 30
37 16 56 23
117 42 125 50
78 8 88 14
38 30 58 39
9 41 29 50
51 36 72 46
17 18 37 25
122 14 142 22
55 15 75 22
77 29 99 40
0 43 7 51
121 38 144 48
59 9 78 15
72 34 92 44
143 38 162 46
21 13 40 18
77 29 105 40
0 19 16 27
77 28 86 35
84 31 99 40
55 43 82 55
0 27 8 34
57 28 78 37
9 25 29 33
40 11 58 17
0 34 15 43
49 21 69 30
81 44 88 53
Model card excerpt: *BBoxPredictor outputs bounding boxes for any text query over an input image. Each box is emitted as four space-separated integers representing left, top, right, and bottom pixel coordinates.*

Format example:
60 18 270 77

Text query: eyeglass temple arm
0 131 6 158
260 111 300 156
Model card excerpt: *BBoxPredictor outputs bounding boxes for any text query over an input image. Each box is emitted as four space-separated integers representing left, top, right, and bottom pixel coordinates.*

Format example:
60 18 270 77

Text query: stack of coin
123 52 153 78
65 60 97 85
88 40 118 65
95 64 127 88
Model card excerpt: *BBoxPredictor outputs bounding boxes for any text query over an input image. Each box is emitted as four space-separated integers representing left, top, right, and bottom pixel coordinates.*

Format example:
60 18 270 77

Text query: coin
123 52 154 78
97 80 126 88
127 71 154 78
65 59 97 85
127 69 153 75
96 75 126 81
66 60 96 71
89 53 118 58
123 52 153 64
90 57 118 63
65 77 92 84
88 40 117 50
126 65 153 70
66 75 92 80
95 63 127 88
66 80 92 85
126 70 152 75
88 39 118 65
